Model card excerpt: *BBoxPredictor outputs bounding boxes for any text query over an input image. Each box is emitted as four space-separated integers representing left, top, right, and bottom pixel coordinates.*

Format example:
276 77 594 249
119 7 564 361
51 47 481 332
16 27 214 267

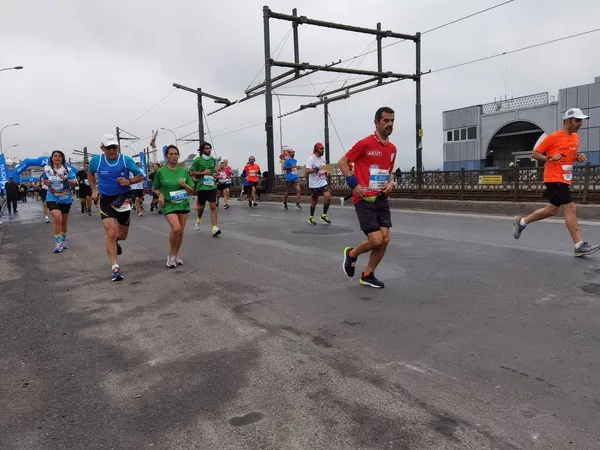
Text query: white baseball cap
101 134 119 147
563 107 589 120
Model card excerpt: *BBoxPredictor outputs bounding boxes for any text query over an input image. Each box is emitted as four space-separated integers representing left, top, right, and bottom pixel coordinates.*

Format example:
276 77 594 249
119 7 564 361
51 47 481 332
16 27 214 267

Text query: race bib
111 199 132 212
226 178 232 184
84 179 89 185
249 170 257 177
50 177 65 194
562 165 573 181
169 189 188 203
369 168 390 190
203 175 215 186
318 168 327 178
291 168 298 174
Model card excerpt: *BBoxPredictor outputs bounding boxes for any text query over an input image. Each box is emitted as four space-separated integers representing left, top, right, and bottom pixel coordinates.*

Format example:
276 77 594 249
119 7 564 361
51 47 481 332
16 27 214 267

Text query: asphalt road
2 197 600 449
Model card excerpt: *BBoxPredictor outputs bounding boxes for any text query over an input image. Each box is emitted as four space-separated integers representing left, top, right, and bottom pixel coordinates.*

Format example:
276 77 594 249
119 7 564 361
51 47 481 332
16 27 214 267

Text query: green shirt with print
152 165 194 215
190 156 217 191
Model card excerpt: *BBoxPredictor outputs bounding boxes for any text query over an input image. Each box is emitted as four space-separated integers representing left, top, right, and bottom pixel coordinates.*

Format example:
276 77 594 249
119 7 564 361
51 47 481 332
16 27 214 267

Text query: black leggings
343 192 353 201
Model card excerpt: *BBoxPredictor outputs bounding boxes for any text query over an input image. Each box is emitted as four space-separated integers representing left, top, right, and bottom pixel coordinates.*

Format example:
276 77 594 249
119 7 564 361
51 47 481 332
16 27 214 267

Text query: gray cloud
1 0 599 171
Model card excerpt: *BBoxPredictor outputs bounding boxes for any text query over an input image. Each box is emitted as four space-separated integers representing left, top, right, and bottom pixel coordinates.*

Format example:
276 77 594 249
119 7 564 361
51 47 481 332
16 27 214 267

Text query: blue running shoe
111 267 124 282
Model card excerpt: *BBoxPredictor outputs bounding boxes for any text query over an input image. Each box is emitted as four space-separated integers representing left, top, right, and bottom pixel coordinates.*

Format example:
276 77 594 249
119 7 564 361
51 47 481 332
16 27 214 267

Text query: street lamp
123 144 137 155
274 93 283 152
4 144 18 158
0 123 19 154
0 66 23 73
160 128 178 146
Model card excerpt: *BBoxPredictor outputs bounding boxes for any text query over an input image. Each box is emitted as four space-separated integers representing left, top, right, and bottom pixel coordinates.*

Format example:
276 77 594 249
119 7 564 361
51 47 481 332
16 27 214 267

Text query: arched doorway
12 156 78 182
485 121 545 168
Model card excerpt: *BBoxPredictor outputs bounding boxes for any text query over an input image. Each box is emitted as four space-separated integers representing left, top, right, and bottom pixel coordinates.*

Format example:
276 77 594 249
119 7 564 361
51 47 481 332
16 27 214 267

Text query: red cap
314 142 324 152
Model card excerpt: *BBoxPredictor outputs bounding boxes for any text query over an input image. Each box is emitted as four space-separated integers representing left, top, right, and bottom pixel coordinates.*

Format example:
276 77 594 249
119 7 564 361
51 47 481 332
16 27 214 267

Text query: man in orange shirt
513 108 599 257
243 156 261 207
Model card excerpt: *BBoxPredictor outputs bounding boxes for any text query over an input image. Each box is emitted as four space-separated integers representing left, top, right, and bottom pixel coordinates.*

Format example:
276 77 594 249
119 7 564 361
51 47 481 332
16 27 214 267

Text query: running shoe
174 254 184 266
61 240 70 250
340 197 345 207
195 218 202 231
253 202 258 207
112 267 123 281
166 254 177 268
138 211 142 217
224 204 230 209
283 202 288 210
212 225 222 237
360 272 385 288
53 243 62 253
574 242 600 257
248 199 252 207
87 210 91 217
296 203 302 210
342 247 357 277
513 216 525 239
116 242 122 256
308 216 316 226
320 214 331 224
45 216 50 223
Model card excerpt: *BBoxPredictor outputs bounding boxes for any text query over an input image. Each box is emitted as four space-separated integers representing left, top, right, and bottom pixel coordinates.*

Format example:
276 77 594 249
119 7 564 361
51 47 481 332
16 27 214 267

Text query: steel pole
324 100 330 164
263 6 275 190
198 89 205 144
415 32 423 174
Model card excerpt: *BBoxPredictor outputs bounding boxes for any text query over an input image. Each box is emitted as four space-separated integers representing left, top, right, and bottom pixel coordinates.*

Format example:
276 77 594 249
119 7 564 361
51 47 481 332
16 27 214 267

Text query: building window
454 130 460 141
468 127 477 139
446 131 453 142
460 128 467 140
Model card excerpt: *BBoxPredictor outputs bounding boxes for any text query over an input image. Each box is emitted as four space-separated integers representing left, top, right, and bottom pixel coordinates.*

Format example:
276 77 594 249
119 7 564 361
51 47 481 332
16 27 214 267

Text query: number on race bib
562 165 573 181
368 168 389 190
203 175 214 186
169 189 188 203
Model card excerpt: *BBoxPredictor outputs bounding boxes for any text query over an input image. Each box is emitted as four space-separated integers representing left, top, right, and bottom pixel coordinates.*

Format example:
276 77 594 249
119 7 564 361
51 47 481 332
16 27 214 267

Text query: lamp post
4 144 18 158
0 66 23 73
274 93 283 152
160 128 178 146
0 123 19 155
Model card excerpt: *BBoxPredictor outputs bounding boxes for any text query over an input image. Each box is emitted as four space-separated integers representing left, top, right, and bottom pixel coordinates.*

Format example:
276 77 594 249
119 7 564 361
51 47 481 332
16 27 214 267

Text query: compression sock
323 203 330 214
310 206 316 216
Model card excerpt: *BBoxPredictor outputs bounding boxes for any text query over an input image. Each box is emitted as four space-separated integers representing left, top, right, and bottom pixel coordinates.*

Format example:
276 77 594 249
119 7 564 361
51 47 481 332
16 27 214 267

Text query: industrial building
443 76 600 170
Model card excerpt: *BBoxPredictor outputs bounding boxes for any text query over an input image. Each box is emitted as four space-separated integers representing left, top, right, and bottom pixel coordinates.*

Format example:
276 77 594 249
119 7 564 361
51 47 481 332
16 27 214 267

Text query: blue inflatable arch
11 156 78 182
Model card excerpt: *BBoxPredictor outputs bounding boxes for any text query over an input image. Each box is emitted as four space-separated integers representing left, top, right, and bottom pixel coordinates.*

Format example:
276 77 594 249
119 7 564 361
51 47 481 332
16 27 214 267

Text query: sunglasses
105 145 118 150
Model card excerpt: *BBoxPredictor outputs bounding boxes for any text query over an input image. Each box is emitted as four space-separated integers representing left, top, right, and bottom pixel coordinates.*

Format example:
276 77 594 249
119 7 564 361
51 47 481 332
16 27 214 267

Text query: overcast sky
1 0 600 171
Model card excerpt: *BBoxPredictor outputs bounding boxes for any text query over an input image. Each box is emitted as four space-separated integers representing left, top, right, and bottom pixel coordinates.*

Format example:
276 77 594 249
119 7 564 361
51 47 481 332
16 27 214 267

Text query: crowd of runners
16 105 597 286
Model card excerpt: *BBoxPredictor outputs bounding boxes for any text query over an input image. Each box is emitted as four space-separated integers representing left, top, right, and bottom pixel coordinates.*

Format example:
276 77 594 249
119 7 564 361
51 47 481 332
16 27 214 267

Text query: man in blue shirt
282 149 302 210
88 134 145 281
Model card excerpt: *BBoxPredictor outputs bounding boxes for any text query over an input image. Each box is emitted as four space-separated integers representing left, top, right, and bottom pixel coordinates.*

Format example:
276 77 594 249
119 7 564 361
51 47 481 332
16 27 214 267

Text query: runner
152 145 195 268
223 159 233 207
40 179 50 223
305 143 331 225
513 107 599 256
282 148 302 210
41 150 78 253
148 162 161 213
340 161 355 207
88 134 145 281
130 161 145 217
339 106 397 288
76 162 92 216
216 160 232 209
243 156 261 207
189 141 221 236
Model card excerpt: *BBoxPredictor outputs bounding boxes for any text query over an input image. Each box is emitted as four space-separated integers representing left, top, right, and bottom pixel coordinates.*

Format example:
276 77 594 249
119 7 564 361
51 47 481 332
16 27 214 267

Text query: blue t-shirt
88 154 144 196
42 165 75 204
283 158 299 182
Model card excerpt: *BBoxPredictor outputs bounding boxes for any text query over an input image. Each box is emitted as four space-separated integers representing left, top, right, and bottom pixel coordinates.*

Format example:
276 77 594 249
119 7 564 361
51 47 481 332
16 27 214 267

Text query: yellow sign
418 129 424 137
478 175 503 185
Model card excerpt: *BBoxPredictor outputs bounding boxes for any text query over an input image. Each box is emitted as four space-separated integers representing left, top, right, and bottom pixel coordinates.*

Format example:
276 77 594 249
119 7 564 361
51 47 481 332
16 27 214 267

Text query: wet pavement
2 198 600 449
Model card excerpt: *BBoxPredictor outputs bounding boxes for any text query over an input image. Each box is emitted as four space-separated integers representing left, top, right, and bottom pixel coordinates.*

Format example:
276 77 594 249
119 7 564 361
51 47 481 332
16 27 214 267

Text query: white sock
520 218 527 227
575 241 584 249
111 264 119 270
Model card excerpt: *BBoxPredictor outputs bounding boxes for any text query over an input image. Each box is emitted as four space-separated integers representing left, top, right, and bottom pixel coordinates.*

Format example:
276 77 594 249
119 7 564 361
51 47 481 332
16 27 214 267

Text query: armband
346 176 359 189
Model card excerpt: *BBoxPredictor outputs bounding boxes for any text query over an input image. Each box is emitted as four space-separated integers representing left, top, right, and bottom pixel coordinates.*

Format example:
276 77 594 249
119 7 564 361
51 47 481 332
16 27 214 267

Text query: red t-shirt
244 163 261 182
345 134 397 203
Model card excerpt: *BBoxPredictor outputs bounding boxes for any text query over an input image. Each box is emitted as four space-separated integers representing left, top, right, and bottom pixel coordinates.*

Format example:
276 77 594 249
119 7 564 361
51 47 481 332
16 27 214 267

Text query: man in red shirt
338 107 397 288
243 156 261 207
513 107 599 257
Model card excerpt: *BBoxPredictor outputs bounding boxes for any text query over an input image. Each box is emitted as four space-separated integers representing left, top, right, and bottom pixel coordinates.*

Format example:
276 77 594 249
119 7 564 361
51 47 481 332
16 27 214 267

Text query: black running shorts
46 202 72 214
544 182 573 207
40 189 47 202
100 195 131 226
310 186 330 197
354 197 392 235
216 183 229 191
197 189 217 204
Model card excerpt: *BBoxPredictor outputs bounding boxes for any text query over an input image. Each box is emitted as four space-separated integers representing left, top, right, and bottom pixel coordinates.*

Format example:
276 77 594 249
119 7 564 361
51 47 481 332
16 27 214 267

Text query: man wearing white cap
87 134 145 281
513 108 599 257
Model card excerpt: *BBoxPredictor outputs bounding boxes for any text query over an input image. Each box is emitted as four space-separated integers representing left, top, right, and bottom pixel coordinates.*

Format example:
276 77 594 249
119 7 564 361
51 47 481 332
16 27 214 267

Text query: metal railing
261 164 600 204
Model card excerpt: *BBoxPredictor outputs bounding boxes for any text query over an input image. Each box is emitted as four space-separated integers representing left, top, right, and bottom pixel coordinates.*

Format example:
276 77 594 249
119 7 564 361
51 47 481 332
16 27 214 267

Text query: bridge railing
260 163 600 203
